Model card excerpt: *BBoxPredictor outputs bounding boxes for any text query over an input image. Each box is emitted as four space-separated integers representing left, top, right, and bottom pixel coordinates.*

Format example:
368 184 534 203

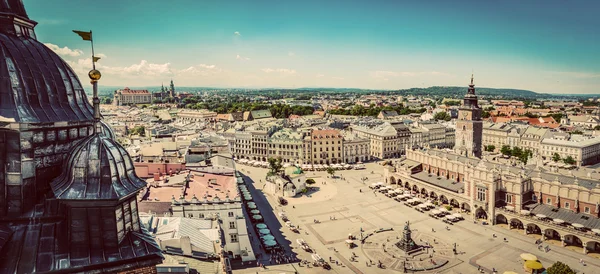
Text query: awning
256 223 268 229
524 260 543 270
520 210 531 215
252 214 262 220
258 228 271 235
261 235 275 241
419 204 428 209
446 215 456 220
431 210 441 215
553 219 564 224
592 229 600 234
452 213 462 219
505 205 515 210
572 223 584 228
439 208 448 212
520 253 537 261
535 214 546 219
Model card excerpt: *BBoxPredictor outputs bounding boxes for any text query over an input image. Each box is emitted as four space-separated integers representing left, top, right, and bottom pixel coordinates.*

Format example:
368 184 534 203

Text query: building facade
113 87 153 105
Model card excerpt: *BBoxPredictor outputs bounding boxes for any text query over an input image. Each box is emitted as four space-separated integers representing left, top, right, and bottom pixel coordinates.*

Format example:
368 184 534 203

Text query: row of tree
551 152 576 165
328 105 426 117
500 145 533 164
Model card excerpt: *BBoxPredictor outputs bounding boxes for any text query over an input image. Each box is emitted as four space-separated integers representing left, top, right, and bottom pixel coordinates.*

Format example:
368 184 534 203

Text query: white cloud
234 31 241 36
44 43 83 57
331 76 344 80
236 54 250 61
370 70 448 79
316 74 325 78
288 51 295 57
262 68 296 75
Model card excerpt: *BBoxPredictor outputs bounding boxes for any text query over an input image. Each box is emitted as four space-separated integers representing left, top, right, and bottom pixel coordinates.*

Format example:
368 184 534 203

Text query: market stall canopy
520 253 537 261
572 223 585 228
261 235 275 241
258 228 271 235
256 223 267 229
252 214 262 220
553 219 565 224
535 214 546 219
524 260 543 270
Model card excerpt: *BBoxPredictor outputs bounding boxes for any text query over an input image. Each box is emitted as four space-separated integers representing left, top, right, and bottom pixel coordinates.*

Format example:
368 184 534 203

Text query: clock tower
455 75 483 158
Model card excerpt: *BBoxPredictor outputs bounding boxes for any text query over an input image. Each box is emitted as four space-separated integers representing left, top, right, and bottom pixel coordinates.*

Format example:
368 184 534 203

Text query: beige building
351 121 410 159
268 128 305 164
520 127 552 154
541 135 600 167
342 132 371 163
177 110 218 122
308 129 343 164
113 87 152 105
482 123 526 151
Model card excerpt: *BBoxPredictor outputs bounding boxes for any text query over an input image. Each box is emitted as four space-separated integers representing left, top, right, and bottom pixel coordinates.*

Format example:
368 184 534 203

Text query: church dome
285 166 303 175
101 120 117 140
0 1 94 123
51 133 146 200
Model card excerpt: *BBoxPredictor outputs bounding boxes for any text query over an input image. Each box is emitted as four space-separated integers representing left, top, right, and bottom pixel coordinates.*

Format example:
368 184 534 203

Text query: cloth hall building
385 77 600 255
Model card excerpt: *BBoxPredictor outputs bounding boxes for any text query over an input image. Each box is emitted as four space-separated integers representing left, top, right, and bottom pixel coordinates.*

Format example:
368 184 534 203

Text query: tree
500 145 512 156
485 145 496 152
519 149 533 164
267 157 283 176
546 261 575 274
129 125 145 137
571 130 583 135
552 153 561 162
305 178 316 185
433 111 451 121
511 146 523 158
563 156 576 165
594 125 600 130
326 166 335 177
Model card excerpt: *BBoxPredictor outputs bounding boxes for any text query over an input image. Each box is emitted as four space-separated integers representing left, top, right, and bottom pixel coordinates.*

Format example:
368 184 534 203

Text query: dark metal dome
51 133 146 200
101 120 117 140
0 0 94 123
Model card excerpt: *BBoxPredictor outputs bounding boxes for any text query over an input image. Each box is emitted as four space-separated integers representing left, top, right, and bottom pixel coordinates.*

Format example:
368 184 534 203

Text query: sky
26 0 600 94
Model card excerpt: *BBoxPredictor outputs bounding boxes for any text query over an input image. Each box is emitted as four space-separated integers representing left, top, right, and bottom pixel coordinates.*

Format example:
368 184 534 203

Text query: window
506 194 512 203
199 213 205 218
228 212 234 217
230 234 239 243
564 202 570 209
188 214 193 218
547 198 551 205
585 207 590 214
477 188 486 202
229 221 236 229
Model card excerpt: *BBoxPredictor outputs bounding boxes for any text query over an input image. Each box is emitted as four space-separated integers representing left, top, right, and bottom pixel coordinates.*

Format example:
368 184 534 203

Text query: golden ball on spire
88 69 101 81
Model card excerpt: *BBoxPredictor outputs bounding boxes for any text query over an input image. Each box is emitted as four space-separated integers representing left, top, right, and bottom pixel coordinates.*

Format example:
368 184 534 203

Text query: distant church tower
169 79 176 97
455 75 483 158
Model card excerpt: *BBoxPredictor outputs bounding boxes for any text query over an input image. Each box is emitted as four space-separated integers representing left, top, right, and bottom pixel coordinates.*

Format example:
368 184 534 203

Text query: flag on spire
93 56 101 63
73 30 92 41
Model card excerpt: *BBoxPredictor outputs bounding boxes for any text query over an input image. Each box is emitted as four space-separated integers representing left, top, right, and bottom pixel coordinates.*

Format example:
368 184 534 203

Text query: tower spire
470 73 474 85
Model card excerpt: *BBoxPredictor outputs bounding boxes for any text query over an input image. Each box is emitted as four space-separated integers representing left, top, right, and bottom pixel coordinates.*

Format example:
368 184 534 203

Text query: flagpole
90 30 95 70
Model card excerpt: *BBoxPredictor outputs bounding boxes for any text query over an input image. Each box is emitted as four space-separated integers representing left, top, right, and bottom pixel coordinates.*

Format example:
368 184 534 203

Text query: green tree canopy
552 153 561 162
546 261 575 274
267 157 283 176
500 145 512 156
433 111 451 121
305 178 316 185
563 156 576 165
326 166 335 176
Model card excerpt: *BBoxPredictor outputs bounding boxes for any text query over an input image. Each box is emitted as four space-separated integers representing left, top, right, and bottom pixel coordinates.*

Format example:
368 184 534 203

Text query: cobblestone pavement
233 162 600 274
